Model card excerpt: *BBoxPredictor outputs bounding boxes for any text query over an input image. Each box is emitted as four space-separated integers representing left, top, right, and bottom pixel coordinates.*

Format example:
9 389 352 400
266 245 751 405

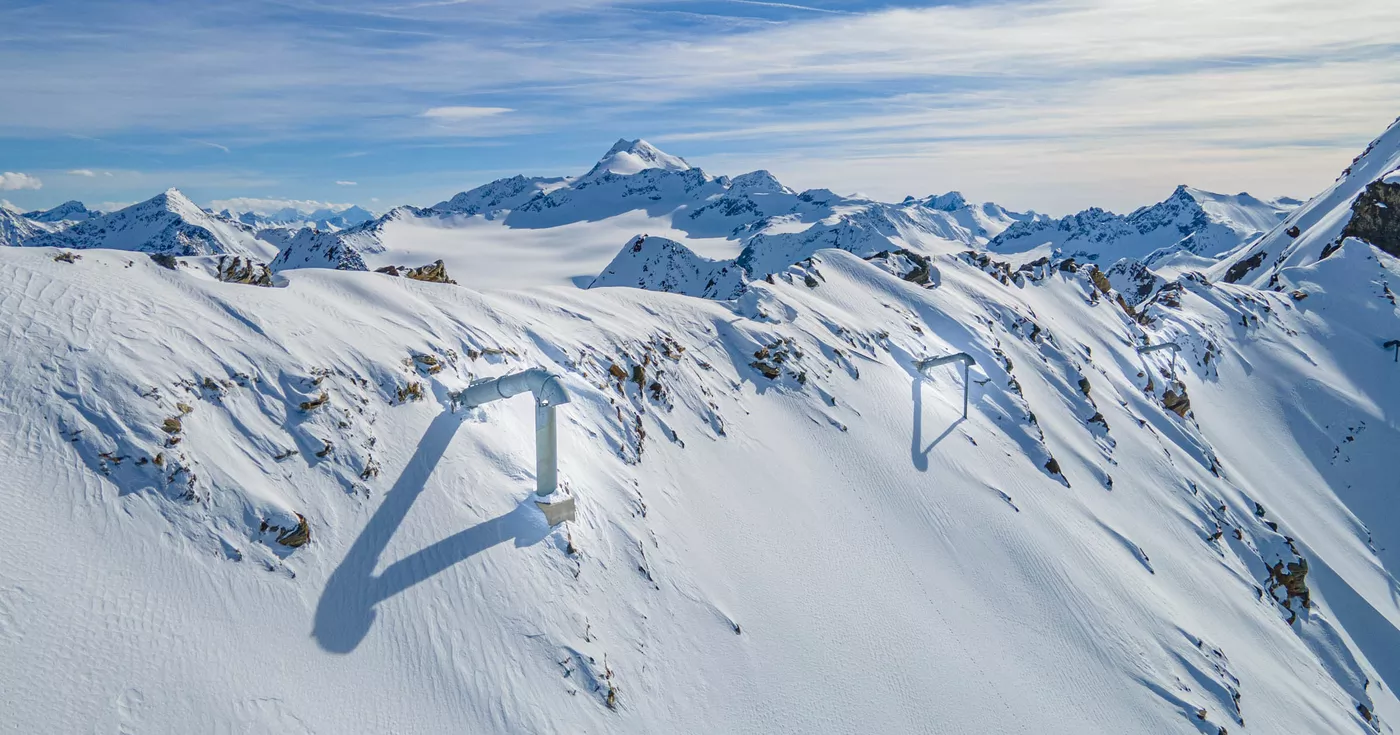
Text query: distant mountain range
2 138 1300 295
987 186 1298 269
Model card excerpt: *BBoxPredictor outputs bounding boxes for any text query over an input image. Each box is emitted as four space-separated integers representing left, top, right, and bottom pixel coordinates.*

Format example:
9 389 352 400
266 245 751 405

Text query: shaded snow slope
990 185 1296 266
3 238 1398 733
26 189 279 259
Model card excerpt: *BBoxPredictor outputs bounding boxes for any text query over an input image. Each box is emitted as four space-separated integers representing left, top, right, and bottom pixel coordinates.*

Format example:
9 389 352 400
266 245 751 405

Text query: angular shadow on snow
312 410 550 654
911 377 961 472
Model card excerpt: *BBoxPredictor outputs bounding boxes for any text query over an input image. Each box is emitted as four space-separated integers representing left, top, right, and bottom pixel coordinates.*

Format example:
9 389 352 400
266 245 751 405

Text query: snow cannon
1136 341 1182 375
916 353 976 419
455 368 576 525
1385 339 1399 362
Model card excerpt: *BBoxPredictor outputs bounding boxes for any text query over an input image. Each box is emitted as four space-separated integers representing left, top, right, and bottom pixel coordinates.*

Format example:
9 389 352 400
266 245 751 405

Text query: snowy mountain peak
924 191 969 211
24 188 278 259
586 138 691 178
727 169 792 196
152 187 204 217
23 200 100 223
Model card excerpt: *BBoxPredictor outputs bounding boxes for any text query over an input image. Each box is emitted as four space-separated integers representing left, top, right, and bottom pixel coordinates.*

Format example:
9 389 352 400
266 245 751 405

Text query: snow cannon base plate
535 495 576 526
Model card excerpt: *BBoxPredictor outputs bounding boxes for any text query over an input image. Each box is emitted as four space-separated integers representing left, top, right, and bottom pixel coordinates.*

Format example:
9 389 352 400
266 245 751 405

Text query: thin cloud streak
1 0 1397 212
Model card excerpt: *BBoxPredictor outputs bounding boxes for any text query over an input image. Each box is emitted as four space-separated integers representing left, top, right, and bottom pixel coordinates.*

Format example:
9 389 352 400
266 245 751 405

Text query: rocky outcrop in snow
1339 179 1400 258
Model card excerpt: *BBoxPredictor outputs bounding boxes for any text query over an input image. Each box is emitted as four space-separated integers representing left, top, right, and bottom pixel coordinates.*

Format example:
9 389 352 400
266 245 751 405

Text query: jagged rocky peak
585 138 692 178
24 200 100 223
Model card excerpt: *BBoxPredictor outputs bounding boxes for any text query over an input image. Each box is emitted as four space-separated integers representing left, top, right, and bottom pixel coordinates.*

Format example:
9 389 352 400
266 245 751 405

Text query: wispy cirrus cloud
422 106 513 120
1 0 1397 211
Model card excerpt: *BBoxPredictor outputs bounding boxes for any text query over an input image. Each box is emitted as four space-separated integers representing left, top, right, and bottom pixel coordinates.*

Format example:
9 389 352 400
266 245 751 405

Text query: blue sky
2 0 1399 215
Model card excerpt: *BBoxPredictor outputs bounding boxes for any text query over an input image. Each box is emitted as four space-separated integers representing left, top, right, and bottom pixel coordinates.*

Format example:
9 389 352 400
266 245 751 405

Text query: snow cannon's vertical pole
535 402 558 497
1386 340 1400 363
916 353 977 420
963 360 970 419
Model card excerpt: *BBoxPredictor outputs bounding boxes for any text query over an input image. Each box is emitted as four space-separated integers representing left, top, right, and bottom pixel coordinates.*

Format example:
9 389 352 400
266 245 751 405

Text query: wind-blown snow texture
2 127 1399 734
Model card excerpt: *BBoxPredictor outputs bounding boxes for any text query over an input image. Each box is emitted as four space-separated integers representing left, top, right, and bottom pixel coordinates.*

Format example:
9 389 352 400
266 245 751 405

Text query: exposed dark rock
412 354 444 375
1162 385 1191 417
149 253 179 269
215 255 274 286
1089 267 1113 294
1223 251 1265 284
376 259 457 284
865 248 933 285
1340 180 1400 257
299 391 329 411
273 513 311 548
53 251 80 264
1268 557 1310 620
750 361 781 379
1286 225 1301 238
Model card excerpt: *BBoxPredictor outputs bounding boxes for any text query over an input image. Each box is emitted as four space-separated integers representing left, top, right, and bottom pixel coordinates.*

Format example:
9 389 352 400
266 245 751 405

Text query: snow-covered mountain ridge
24 188 279 259
988 185 1298 269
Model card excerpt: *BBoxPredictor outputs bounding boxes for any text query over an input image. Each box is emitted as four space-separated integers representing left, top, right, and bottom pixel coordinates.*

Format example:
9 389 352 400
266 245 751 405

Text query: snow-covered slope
270 140 1038 289
990 185 1296 267
1215 115 1400 288
5 198 1400 732
23 199 102 224
26 188 279 259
